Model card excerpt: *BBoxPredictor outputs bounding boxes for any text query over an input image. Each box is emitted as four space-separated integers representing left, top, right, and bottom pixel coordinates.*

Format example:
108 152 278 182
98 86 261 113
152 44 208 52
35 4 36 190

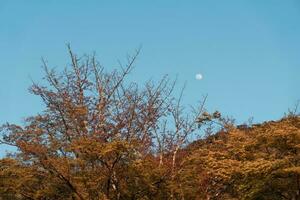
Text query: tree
0 46 208 200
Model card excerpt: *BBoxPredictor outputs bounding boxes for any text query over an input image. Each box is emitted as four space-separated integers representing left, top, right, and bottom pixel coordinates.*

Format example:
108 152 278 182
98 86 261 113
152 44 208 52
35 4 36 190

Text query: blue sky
0 1 300 154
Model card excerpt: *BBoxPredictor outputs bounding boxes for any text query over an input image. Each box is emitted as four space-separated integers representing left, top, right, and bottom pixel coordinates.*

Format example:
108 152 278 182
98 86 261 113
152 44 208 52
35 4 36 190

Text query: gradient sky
0 1 300 154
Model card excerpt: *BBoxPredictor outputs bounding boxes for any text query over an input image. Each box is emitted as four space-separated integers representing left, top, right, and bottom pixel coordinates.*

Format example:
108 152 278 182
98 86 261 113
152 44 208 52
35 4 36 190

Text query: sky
0 1 300 154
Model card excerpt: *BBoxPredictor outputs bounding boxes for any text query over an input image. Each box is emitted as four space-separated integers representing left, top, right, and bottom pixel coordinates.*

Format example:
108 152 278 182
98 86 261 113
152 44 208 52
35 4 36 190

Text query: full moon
195 73 203 80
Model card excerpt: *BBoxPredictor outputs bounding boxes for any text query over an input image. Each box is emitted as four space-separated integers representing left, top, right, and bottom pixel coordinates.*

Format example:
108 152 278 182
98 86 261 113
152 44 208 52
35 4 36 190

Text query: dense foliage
1 49 299 199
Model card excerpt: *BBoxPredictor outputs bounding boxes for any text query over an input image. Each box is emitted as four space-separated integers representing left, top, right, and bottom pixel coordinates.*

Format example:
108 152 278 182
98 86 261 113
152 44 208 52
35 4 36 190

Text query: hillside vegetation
178 116 300 199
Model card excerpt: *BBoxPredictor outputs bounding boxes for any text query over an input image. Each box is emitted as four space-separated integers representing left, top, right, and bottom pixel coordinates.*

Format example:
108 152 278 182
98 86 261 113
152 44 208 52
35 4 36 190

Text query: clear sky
0 1 300 154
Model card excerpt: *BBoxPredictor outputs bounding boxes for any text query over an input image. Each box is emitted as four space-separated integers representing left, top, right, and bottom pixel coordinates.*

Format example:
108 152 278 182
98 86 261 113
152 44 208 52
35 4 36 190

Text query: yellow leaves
71 137 132 156
16 140 48 156
0 158 44 199
101 140 127 155
74 105 88 116
282 166 300 174
240 159 285 176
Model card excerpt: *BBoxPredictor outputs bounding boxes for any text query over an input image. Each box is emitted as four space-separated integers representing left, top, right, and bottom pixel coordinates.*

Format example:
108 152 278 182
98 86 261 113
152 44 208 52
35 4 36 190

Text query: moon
195 73 203 80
